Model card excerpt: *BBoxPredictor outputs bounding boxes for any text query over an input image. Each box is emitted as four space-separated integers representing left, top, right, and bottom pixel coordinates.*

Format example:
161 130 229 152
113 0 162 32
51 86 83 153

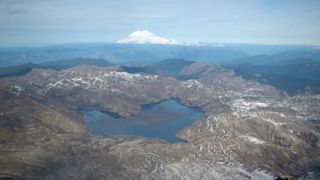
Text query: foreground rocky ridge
0 62 319 179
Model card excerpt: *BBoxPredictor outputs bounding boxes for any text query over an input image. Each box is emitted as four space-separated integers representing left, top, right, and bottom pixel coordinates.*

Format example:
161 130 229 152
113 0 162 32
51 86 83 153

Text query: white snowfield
117 30 200 46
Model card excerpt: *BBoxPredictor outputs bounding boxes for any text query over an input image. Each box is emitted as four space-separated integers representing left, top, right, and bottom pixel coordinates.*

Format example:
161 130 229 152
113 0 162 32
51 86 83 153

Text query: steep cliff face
0 63 319 179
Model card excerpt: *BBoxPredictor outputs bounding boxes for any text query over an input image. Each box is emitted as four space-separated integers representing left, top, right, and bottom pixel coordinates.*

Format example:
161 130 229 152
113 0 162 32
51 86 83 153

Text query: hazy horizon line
1 41 319 49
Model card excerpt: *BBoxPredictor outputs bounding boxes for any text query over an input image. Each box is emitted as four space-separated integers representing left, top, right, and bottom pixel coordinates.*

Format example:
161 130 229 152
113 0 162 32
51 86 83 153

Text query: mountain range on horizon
2 28 320 49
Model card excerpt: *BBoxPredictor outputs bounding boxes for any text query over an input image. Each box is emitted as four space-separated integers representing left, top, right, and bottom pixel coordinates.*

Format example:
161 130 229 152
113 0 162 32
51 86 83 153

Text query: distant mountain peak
117 30 200 46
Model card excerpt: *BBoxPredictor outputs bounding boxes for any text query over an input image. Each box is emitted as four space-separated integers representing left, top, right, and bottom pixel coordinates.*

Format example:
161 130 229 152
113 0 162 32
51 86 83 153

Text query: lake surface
84 99 204 143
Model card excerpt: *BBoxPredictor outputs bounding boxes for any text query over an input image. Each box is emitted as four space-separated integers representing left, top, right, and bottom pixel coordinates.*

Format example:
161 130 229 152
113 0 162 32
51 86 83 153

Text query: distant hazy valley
1 41 320 95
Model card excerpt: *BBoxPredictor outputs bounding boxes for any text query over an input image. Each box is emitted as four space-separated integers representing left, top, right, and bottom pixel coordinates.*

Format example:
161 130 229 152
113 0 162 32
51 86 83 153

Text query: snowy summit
117 30 199 46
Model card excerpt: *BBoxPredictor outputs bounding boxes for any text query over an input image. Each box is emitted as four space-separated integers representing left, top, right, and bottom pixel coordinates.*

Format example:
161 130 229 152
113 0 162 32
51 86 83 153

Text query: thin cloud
0 1 28 15
7 9 27 15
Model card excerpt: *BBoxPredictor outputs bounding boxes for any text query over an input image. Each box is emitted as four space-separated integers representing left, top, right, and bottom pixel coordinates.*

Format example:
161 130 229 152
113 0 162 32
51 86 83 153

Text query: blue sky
0 0 319 47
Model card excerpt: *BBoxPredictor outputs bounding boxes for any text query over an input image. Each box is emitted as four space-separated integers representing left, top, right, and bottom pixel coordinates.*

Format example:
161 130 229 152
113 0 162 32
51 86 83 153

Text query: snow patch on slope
182 80 204 88
241 135 266 145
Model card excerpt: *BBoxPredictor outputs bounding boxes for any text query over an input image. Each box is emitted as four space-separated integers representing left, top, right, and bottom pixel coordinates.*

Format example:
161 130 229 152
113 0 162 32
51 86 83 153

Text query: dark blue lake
84 99 204 143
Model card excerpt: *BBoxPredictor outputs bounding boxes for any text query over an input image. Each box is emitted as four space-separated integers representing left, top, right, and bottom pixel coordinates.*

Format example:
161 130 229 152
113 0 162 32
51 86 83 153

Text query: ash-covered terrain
0 60 320 179
0 59 320 179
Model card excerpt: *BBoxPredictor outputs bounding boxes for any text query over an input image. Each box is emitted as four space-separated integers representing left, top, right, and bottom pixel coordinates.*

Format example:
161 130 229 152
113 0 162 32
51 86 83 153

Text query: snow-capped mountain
117 30 200 46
